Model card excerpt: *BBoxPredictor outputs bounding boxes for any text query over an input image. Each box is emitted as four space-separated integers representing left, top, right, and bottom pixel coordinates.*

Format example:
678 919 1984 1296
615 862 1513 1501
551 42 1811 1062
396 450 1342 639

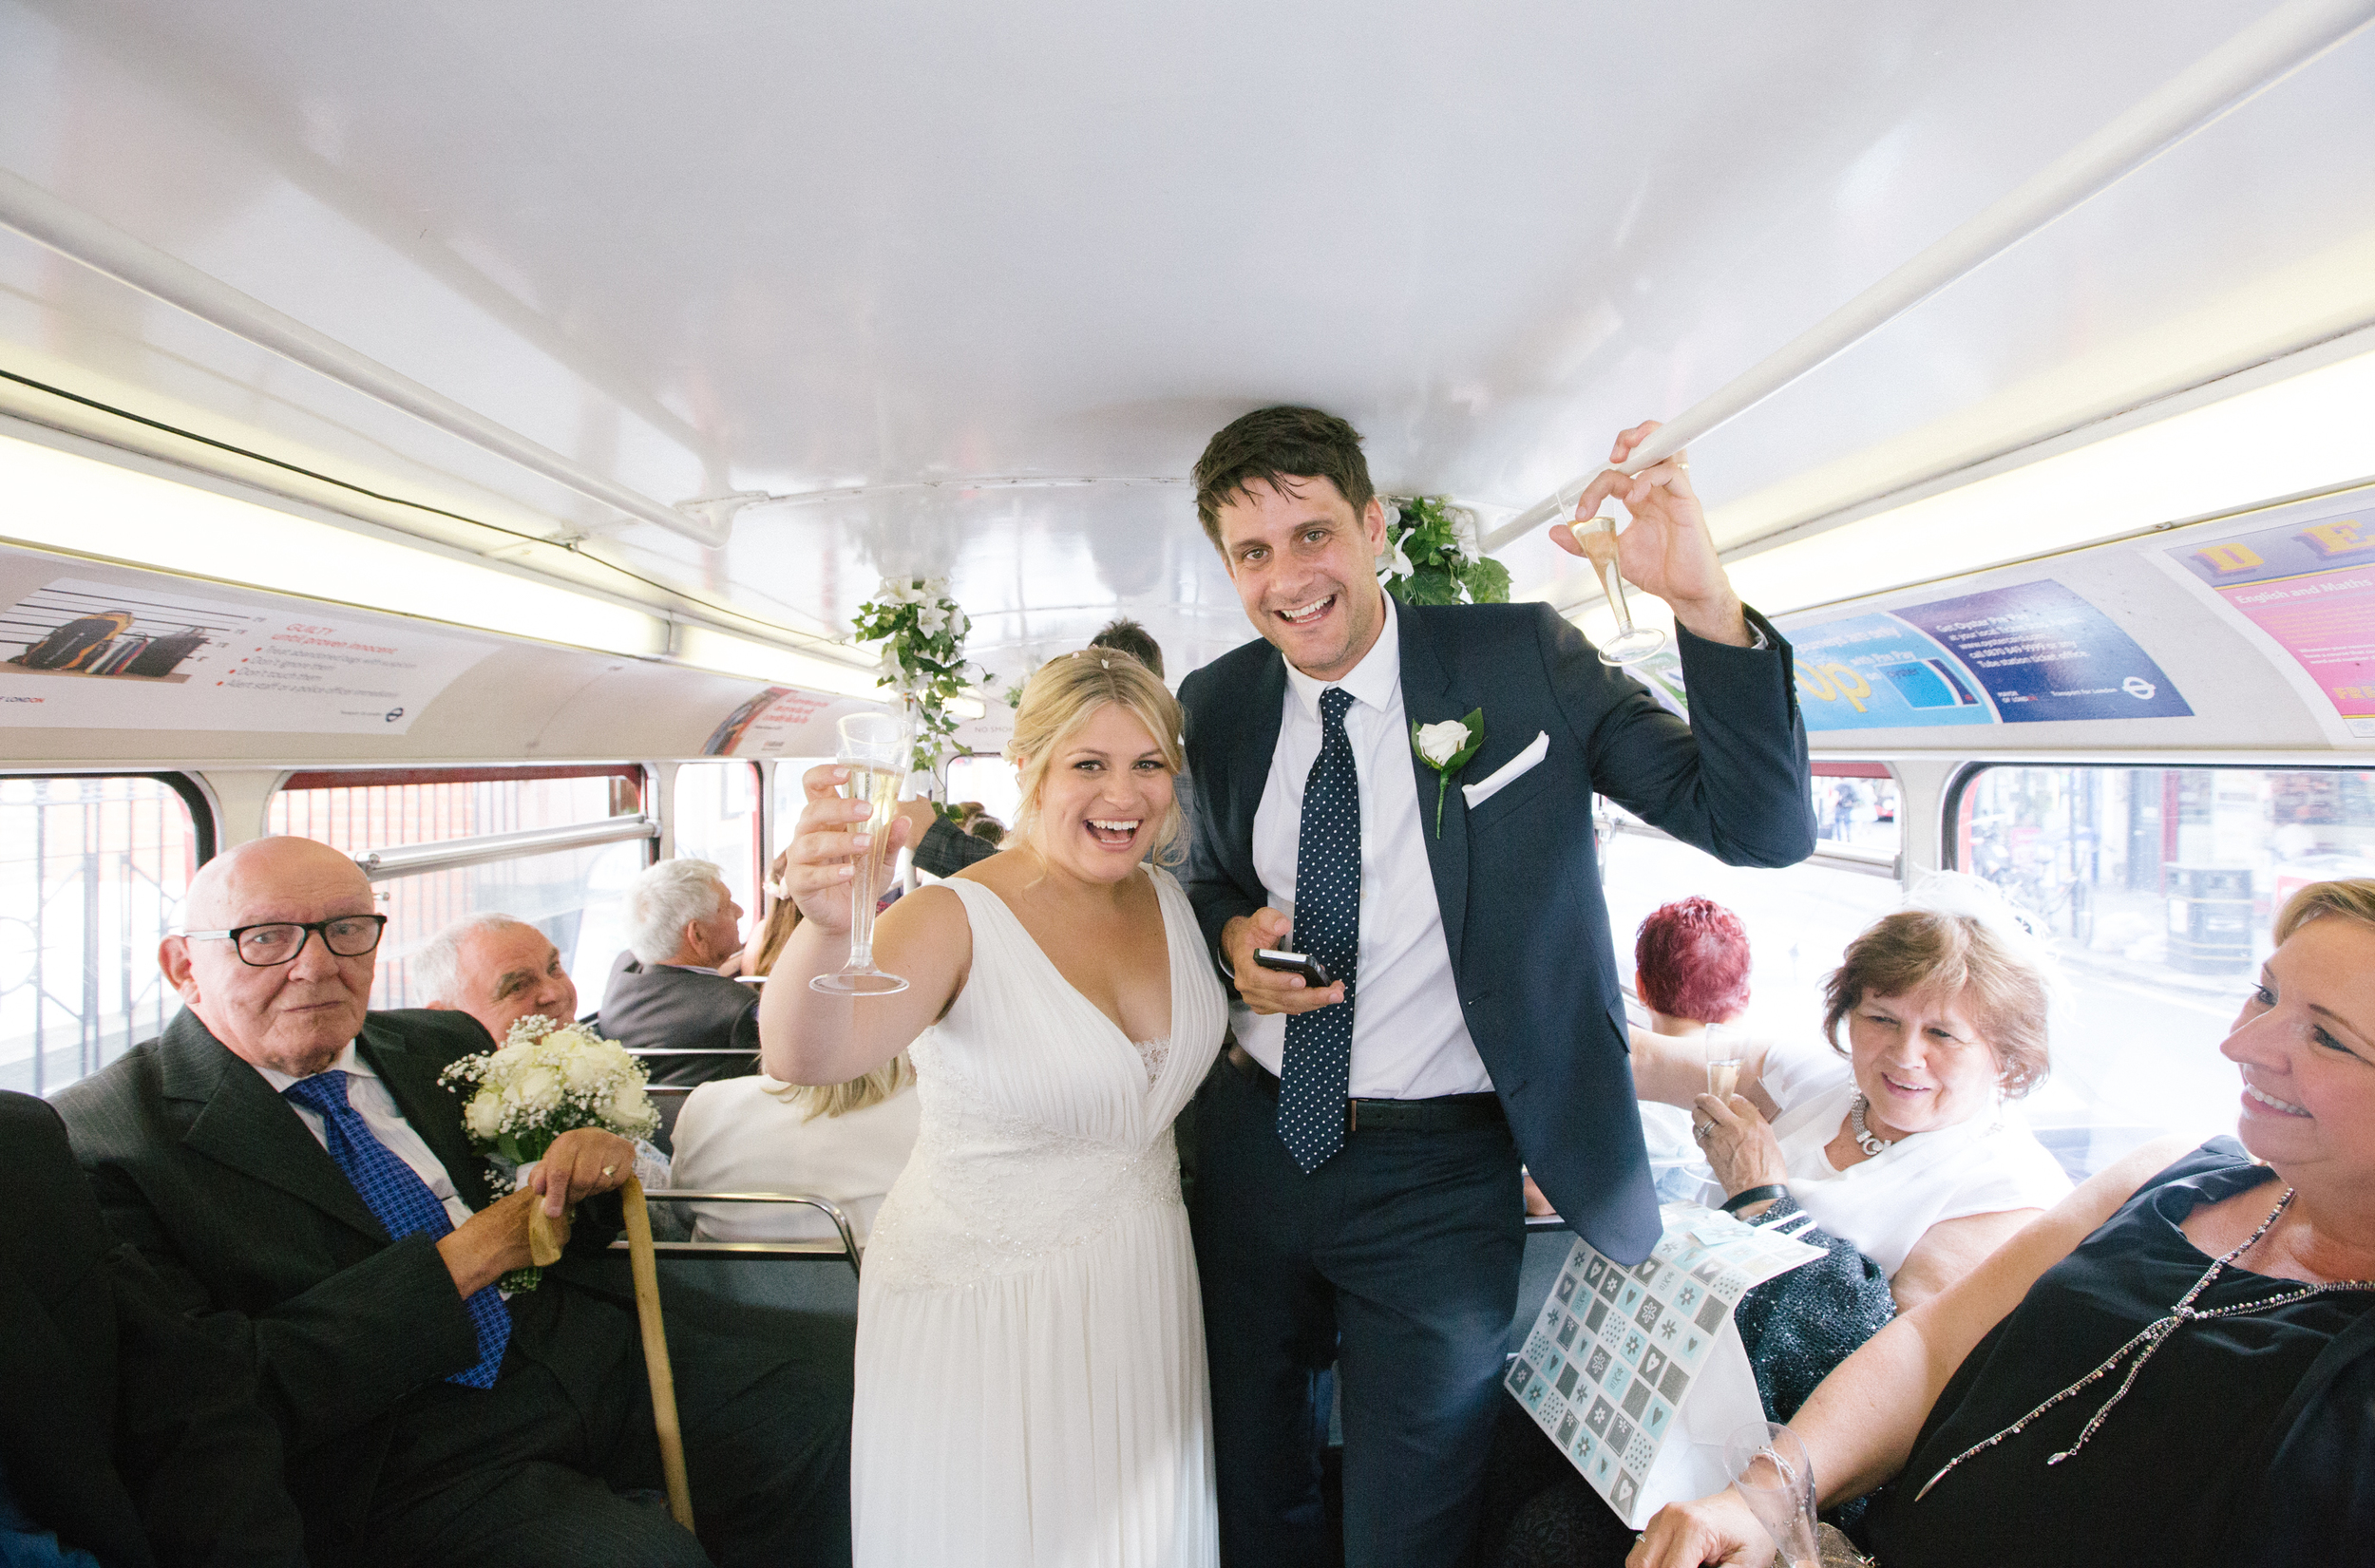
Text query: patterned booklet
1506 1202 1824 1528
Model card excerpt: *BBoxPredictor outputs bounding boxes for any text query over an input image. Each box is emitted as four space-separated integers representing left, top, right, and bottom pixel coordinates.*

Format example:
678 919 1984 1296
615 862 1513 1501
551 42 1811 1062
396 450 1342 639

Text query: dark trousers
363 1281 852 1568
1189 1056 1526 1568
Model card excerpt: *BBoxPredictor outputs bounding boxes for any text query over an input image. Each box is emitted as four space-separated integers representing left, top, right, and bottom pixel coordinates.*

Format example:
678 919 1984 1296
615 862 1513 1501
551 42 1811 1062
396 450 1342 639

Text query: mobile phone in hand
1254 949 1335 989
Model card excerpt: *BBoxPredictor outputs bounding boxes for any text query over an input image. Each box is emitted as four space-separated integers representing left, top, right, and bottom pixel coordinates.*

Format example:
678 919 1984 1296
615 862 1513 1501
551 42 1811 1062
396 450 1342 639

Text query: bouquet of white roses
439 1014 661 1287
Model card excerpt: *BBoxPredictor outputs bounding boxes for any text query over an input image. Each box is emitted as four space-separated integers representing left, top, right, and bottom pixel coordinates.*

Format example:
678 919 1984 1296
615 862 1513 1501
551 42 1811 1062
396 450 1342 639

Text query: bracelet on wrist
1720 1184 1787 1215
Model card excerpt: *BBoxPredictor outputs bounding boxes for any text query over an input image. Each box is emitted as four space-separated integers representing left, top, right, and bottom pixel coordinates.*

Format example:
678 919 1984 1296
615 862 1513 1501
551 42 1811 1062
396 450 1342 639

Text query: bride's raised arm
759 762 974 1086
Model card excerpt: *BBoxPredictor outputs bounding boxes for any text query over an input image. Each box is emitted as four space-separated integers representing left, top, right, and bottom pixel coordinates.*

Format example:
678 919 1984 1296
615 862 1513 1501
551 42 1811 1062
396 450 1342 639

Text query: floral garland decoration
852 576 975 776
1378 496 1511 606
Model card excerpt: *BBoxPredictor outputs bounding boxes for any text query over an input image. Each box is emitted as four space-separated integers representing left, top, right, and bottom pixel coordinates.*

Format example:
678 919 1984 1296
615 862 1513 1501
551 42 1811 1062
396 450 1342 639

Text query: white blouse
1759 1045 2073 1278
667 1074 922 1246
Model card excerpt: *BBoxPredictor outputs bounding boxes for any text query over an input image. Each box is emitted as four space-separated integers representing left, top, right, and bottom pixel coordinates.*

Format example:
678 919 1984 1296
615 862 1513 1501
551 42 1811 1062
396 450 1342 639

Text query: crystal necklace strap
1911 1185 2375 1502
1850 1093 1894 1158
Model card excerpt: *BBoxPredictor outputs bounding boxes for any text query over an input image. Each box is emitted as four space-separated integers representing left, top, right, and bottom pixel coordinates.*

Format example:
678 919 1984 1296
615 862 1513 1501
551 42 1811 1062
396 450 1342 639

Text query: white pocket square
1461 730 1548 810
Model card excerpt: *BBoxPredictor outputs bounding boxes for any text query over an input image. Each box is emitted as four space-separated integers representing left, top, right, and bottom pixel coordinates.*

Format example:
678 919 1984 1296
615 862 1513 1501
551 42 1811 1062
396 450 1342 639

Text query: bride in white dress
762 651 1226 1568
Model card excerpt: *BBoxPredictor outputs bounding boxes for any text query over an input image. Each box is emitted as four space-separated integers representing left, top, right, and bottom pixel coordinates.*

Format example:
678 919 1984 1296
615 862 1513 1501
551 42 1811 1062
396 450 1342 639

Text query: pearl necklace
1849 1092 1894 1157
1914 1185 2375 1502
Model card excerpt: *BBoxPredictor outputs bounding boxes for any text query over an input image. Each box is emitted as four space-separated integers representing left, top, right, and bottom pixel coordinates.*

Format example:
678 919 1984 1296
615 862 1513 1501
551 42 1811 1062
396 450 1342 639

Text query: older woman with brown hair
1489 884 2077 1568
1633 878 2375 1568
1630 877 2072 1316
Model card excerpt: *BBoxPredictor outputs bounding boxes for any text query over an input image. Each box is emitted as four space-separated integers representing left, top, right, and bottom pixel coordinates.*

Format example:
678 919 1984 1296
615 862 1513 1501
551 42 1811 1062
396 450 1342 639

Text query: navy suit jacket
1180 600 1814 1263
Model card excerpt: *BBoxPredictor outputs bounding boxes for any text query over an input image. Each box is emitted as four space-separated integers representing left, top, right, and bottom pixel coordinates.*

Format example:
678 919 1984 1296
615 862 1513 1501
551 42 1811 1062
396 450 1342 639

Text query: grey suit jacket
598 952 762 1085
52 1008 627 1558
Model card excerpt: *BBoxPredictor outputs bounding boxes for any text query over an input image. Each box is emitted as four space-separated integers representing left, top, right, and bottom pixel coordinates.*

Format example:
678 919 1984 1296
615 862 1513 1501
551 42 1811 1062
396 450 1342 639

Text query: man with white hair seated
598 859 761 1086
414 913 580 1044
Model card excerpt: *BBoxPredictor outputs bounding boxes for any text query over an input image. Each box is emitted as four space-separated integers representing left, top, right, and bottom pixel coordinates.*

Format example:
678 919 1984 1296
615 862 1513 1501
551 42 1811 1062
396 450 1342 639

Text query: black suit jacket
598 953 762 1084
0 1091 305 1568
1181 601 1814 1263
51 1009 628 1559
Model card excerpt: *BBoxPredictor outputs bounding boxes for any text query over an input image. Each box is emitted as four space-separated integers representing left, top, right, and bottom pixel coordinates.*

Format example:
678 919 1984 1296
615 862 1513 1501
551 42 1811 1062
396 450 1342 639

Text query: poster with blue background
1785 578 2189 731
1786 613 1995 732
1895 580 2190 724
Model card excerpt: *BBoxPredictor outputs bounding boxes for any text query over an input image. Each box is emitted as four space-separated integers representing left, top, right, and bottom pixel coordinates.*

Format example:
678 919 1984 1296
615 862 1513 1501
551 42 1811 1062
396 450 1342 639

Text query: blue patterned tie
282 1069 510 1389
1280 686 1360 1173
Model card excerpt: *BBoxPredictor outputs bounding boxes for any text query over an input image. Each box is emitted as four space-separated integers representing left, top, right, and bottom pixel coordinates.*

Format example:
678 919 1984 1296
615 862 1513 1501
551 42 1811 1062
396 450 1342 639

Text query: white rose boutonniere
1411 709 1485 838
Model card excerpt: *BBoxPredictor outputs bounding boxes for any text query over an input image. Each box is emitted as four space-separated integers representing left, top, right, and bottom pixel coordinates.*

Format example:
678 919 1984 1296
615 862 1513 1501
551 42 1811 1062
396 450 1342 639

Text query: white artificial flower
512 1066 563 1114
1416 719 1472 766
1448 505 1481 562
1378 499 1403 531
464 1089 504 1140
1378 529 1416 584
562 1048 611 1093
607 1083 655 1133
917 602 947 636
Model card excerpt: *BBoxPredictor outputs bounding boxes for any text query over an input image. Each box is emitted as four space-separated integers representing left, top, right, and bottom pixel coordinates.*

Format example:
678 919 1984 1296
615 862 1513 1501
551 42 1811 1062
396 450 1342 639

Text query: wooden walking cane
621 1176 696 1531
524 1178 695 1531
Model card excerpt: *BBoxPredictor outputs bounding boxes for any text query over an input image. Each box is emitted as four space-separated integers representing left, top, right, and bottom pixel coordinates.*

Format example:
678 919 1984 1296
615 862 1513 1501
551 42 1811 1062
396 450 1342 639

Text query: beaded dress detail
852 870 1226 1568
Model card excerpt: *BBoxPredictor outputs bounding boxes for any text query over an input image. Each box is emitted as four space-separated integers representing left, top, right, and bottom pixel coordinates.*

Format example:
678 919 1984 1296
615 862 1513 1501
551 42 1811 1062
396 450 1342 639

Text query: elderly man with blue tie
53 835 852 1568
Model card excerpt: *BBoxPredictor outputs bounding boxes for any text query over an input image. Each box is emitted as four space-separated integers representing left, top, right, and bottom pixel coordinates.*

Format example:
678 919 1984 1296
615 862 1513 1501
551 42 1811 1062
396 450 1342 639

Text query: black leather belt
1226 1045 1505 1132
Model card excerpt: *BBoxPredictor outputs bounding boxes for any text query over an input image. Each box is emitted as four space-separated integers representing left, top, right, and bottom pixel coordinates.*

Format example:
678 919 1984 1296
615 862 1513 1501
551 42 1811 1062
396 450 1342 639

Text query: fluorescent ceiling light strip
672 625 887 700
1723 345 2375 616
0 431 889 699
0 430 671 654
1561 343 2375 636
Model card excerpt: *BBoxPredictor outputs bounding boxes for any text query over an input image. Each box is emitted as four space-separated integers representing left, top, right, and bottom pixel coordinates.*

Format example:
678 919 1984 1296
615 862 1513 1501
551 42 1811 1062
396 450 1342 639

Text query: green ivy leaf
1456 556 1511 604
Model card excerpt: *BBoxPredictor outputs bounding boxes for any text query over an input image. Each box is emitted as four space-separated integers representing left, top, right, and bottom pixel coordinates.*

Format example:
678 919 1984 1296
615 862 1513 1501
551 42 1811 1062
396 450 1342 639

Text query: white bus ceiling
0 0 2371 739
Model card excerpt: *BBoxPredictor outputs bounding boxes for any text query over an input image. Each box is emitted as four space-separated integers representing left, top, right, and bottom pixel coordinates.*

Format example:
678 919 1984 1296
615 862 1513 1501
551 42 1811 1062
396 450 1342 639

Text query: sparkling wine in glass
1569 510 1667 667
1704 1022 1743 1102
810 711 912 996
1723 1421 1822 1568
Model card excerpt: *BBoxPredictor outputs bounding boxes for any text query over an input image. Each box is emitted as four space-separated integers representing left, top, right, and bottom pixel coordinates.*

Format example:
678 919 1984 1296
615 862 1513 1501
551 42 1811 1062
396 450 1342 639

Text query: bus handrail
352 816 658 879
613 1189 864 1279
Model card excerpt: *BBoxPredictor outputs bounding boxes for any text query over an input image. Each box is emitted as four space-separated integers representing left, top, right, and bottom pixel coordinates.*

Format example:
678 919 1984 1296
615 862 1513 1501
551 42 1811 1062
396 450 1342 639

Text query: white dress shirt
1237 596 1494 1100
261 1042 477 1230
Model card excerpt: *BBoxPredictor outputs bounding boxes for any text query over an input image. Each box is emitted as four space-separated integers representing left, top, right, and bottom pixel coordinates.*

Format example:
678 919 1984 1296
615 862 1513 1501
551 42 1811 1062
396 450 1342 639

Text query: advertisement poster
1786 611 1996 732
2156 508 2375 740
703 686 882 757
1892 580 2192 725
1784 578 2189 732
0 576 485 733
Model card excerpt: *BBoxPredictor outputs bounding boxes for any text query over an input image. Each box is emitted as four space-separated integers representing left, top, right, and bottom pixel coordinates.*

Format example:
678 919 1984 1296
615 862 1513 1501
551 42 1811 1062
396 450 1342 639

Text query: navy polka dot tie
1280 686 1359 1173
283 1069 511 1389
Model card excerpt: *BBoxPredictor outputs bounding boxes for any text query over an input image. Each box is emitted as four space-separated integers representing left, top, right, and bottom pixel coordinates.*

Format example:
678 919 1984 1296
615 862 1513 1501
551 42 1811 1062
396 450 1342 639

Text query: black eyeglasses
180 916 388 967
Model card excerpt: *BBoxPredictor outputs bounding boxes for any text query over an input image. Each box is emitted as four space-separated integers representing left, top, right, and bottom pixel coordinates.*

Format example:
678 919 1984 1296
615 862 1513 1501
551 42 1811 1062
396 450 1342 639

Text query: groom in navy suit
1179 406 1814 1566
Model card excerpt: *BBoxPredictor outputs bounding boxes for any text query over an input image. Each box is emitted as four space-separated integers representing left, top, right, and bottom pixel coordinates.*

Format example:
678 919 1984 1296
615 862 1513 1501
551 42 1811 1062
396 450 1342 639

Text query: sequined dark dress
1867 1141 2375 1568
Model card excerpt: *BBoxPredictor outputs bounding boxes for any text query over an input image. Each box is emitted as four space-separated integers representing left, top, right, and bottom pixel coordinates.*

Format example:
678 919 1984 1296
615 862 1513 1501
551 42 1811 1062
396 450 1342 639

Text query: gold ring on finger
601 1164 618 1177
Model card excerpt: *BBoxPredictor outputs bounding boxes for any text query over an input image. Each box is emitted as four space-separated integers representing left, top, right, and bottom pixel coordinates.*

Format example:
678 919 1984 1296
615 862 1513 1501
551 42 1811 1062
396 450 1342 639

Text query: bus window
1 774 206 1094
767 758 830 860
270 766 647 1015
1813 763 1898 857
1952 765 2375 1173
673 761 763 919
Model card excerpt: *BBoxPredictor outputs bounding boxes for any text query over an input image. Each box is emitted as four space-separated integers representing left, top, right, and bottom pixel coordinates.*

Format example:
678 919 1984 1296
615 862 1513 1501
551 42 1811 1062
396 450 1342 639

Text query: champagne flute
1704 1022 1743 1102
1570 507 1668 667
810 711 913 996
1723 1421 1822 1568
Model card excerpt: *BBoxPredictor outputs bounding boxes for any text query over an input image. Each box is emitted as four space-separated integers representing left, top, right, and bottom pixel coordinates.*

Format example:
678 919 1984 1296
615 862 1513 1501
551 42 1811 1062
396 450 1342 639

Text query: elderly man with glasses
52 836 853 1568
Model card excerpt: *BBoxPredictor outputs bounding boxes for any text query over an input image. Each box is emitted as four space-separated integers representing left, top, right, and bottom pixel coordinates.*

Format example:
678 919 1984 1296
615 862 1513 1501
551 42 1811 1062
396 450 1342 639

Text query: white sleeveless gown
851 870 1226 1567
